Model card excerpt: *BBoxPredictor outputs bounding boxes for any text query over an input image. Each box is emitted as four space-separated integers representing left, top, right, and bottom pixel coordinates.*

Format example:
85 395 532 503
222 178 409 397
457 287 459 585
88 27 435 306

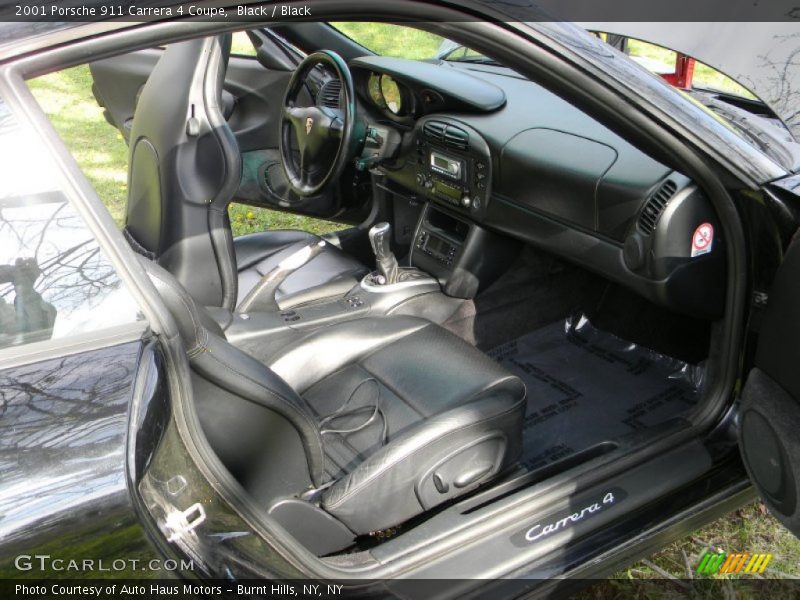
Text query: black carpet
488 315 704 471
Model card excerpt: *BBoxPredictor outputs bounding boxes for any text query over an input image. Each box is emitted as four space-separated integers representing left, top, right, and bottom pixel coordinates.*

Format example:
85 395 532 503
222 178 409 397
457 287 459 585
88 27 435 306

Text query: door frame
1 6 759 580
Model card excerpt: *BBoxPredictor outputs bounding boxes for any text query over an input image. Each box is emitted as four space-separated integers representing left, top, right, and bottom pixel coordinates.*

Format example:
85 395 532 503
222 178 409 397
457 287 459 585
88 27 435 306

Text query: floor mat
488 315 704 471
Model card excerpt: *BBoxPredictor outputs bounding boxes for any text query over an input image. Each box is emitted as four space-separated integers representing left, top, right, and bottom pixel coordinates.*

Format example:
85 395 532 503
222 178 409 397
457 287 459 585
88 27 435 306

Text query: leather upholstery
126 35 241 310
234 231 368 310
127 35 367 312
140 256 525 535
142 257 329 486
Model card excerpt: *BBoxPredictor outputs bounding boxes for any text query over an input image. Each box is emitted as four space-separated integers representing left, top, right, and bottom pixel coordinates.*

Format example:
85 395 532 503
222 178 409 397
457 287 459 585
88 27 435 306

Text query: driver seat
124 35 368 312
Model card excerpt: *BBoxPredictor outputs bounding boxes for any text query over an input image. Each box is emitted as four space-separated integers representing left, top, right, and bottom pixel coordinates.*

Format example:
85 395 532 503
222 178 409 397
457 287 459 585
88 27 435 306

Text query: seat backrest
126 35 241 310
138 256 328 488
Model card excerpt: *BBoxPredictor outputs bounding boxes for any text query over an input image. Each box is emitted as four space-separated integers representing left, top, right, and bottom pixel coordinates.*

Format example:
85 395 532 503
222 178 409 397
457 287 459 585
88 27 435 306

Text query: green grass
27 28 796 588
604 501 800 587
331 22 445 60
28 66 130 224
231 31 258 57
228 202 343 236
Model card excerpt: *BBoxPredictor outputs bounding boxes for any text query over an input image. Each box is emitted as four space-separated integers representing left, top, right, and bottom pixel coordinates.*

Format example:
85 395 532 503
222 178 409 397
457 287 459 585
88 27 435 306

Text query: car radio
414 120 493 214
417 150 473 208
429 151 463 180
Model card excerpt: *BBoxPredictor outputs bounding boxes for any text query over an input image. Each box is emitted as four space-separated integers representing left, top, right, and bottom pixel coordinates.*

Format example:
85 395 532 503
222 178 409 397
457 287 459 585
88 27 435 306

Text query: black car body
2 2 800 597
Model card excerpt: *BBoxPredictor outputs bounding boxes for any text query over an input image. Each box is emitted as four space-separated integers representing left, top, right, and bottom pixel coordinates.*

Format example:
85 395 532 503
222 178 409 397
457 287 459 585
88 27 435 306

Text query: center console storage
221 270 448 347
412 203 519 298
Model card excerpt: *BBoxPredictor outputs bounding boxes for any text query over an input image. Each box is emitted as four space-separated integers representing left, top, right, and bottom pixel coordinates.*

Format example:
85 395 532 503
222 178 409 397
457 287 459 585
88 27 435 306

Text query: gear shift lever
368 222 399 285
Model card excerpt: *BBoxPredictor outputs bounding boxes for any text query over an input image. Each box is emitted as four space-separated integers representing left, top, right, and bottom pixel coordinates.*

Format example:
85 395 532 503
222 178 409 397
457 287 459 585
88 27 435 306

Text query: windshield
329 22 497 64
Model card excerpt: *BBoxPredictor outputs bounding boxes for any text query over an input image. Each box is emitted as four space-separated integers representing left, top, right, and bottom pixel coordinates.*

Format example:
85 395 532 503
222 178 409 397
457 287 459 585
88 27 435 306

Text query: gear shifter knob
369 222 392 260
368 222 399 285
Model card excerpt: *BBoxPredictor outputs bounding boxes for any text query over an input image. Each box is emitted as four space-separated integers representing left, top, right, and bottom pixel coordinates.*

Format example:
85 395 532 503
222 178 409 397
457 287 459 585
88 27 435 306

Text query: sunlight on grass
606 501 800 584
331 22 445 60
29 65 130 225
231 31 258 57
228 203 344 236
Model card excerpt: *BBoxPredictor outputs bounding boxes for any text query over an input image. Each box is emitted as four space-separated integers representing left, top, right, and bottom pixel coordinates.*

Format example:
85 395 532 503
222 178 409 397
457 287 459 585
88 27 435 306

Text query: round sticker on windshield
691 222 714 257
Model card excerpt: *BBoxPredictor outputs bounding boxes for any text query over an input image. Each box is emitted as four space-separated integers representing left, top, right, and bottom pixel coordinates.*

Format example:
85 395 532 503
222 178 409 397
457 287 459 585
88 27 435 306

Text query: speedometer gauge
380 75 403 114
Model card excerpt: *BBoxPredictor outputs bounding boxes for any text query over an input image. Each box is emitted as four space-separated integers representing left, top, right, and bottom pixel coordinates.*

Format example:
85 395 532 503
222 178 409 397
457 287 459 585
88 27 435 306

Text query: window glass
598 33 756 100
231 31 257 57
229 203 345 236
330 22 493 64
0 95 142 351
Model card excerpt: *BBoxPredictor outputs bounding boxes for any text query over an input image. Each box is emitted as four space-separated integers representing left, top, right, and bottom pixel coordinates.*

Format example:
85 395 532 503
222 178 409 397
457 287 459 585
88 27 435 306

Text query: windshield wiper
445 55 499 66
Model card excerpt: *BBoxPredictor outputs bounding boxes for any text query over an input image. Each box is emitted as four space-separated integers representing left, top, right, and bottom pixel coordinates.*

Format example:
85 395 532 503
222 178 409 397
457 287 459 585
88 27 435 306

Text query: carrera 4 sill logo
512 488 626 547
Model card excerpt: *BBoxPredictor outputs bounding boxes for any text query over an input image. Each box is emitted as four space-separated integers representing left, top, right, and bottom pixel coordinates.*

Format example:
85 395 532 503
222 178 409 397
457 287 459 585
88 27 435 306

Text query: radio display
430 152 462 179
432 180 462 201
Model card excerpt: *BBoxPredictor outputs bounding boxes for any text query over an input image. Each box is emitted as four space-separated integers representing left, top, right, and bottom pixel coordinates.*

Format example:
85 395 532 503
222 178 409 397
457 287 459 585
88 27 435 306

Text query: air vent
423 120 447 142
318 79 342 109
444 127 469 151
422 120 469 151
637 179 677 235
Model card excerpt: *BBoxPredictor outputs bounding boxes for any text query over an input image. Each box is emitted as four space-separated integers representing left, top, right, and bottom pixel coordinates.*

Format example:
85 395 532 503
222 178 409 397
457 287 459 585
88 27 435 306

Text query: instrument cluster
365 72 417 118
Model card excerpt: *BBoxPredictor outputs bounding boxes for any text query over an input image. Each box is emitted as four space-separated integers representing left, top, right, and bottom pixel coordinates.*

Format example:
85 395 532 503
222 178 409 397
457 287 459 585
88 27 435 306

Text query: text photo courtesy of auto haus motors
3 0 800 598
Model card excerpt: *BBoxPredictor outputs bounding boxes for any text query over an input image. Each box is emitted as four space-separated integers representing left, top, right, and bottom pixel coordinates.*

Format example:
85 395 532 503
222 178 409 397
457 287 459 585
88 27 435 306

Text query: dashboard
343 56 726 319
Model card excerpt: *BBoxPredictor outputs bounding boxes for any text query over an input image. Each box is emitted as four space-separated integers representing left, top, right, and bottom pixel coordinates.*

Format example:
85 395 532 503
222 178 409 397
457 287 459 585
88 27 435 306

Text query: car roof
0 22 75 48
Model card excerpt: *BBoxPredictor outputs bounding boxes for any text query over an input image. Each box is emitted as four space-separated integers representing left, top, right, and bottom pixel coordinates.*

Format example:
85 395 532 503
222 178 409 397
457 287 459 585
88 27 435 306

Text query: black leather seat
125 35 367 313
140 256 526 535
234 231 367 311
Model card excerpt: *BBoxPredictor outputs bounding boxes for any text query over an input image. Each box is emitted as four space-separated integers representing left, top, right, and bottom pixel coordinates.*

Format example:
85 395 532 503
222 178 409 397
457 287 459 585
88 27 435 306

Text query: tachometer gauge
368 73 385 108
380 74 403 114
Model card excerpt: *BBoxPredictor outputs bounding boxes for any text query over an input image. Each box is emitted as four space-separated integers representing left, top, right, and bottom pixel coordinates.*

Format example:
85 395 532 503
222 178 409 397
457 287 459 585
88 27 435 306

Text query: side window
231 31 257 58
597 33 756 100
0 94 142 352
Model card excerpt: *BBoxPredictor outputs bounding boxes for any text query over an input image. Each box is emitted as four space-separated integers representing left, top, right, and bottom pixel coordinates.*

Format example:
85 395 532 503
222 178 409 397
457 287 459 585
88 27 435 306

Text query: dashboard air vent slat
319 79 342 109
422 121 469 151
423 120 447 143
444 127 469 151
637 179 677 235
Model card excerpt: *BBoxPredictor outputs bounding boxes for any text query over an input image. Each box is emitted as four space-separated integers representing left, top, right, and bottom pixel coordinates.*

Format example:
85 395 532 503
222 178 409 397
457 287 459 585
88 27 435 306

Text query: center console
412 118 493 219
219 116 517 347
221 268 452 349
413 207 468 273
411 203 518 298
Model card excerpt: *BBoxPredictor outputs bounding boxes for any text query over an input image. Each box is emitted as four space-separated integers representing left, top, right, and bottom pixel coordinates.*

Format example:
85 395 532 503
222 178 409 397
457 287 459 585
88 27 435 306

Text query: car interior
83 25 731 559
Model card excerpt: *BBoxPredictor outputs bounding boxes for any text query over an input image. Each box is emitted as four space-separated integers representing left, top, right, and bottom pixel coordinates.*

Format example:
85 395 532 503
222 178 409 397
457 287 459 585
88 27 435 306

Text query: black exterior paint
0 341 164 579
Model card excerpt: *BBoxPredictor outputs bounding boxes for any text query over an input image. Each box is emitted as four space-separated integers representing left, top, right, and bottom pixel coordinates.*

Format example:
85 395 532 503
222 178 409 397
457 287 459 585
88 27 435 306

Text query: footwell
488 315 704 471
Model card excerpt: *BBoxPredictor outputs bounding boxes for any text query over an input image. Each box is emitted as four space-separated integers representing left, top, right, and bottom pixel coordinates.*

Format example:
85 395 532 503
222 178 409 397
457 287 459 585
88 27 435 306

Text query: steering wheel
279 51 360 197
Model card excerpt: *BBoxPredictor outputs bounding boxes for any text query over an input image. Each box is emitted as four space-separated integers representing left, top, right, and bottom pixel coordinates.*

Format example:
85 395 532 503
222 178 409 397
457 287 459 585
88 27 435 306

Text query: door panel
0 341 168 577
0 87 166 574
89 47 292 151
223 62 292 152
739 234 800 537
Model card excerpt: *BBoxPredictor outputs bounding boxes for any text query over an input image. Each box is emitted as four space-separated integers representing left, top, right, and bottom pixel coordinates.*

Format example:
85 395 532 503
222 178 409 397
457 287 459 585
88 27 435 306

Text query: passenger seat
139 256 526 535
